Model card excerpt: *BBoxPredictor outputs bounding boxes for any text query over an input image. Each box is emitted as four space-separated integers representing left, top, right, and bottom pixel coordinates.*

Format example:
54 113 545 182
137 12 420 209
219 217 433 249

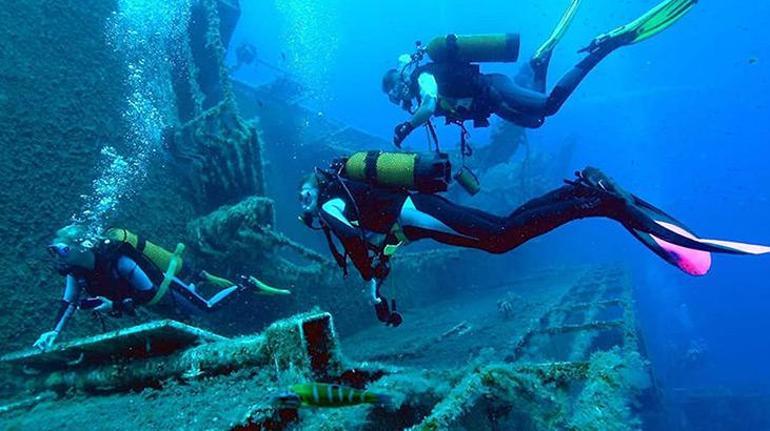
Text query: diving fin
627 194 770 254
580 0 697 54
573 167 770 275
623 194 770 275
200 270 237 289
238 275 291 295
626 224 712 276
533 0 583 62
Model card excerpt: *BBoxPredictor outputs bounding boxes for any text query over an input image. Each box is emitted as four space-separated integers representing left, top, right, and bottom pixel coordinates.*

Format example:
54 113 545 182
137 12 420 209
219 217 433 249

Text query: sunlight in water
76 0 191 239
274 0 341 105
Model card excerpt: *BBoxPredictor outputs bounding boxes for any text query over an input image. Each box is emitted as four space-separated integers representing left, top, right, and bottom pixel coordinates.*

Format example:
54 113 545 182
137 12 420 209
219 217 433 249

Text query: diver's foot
574 167 627 197
575 166 622 193
236 275 255 292
566 167 633 213
580 0 697 54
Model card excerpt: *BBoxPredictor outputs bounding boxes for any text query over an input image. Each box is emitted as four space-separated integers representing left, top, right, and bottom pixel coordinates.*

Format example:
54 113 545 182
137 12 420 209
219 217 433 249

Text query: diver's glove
374 295 403 327
33 330 59 351
115 298 137 317
371 278 403 327
393 121 415 147
93 296 114 313
88 296 136 318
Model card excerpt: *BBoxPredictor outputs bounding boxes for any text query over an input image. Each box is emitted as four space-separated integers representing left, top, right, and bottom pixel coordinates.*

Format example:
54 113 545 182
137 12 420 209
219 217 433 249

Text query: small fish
748 56 759 65
275 383 391 409
281 52 287 62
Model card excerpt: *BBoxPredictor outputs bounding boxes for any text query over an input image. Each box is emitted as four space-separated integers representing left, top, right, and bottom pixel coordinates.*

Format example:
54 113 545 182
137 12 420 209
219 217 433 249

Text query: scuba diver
382 0 698 146
299 151 770 327
34 226 290 350
233 42 257 73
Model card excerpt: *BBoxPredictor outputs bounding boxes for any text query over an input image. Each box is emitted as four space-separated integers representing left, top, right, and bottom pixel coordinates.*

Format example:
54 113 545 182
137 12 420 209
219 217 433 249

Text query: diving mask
47 243 71 258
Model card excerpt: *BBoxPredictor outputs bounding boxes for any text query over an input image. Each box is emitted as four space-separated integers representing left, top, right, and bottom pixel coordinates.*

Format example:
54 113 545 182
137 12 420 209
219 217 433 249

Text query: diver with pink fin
298 152 770 327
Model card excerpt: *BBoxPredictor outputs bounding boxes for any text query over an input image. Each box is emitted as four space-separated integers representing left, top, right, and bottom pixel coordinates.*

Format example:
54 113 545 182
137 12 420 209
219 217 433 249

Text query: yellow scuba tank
341 151 451 193
104 228 184 276
425 33 520 63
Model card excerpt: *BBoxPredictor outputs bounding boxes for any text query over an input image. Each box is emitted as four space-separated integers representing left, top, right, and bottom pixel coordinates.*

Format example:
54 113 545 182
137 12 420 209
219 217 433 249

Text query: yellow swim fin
582 0 697 53
533 0 582 62
200 270 237 289
247 276 291 295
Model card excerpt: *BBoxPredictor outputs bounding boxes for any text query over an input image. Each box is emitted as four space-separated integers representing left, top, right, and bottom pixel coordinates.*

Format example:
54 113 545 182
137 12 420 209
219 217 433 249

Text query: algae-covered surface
0 265 654 430
343 267 580 368
2 0 757 429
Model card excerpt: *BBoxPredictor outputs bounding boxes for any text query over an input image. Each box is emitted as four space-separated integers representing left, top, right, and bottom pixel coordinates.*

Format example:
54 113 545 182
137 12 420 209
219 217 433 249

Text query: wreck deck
1 320 227 372
342 264 638 368
0 265 655 431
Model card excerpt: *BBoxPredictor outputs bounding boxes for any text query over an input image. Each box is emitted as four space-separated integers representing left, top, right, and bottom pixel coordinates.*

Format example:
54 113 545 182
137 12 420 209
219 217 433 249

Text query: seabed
0 265 658 430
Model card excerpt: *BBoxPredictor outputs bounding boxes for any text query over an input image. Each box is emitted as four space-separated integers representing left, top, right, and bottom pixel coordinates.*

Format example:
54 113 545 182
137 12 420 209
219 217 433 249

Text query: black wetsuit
409 38 622 129
317 175 624 282
315 168 770 327
52 245 246 333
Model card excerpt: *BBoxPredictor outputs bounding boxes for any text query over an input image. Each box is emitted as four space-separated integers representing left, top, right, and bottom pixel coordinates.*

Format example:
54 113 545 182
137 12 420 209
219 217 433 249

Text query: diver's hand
33 330 59 351
373 292 403 327
366 232 387 249
393 121 415 147
93 296 113 312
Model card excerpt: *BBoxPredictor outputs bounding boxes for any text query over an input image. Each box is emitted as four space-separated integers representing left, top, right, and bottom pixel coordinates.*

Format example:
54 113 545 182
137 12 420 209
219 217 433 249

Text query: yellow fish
275 383 392 408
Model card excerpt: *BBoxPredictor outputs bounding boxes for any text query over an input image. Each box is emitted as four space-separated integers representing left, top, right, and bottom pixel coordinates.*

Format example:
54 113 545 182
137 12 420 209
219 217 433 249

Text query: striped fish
277 383 391 408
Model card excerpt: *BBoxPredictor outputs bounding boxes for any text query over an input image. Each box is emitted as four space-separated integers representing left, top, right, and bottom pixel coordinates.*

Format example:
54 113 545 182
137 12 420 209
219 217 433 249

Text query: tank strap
135 236 147 253
425 121 441 153
445 34 459 57
457 122 473 160
148 243 185 305
322 225 349 277
363 151 380 183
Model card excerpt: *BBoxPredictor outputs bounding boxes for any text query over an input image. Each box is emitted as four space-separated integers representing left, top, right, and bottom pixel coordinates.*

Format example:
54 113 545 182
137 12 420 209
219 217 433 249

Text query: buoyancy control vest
409 62 494 123
317 151 452 274
98 228 186 304
78 250 133 301
405 33 520 124
103 228 182 277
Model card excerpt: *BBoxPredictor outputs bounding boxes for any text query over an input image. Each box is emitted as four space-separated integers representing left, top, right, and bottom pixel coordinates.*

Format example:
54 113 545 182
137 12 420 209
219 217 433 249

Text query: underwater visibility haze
1 0 769 429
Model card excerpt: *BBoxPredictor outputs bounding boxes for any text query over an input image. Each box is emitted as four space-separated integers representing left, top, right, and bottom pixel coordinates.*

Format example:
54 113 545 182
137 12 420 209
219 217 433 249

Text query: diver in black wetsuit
383 0 698 146
299 162 769 327
34 226 290 350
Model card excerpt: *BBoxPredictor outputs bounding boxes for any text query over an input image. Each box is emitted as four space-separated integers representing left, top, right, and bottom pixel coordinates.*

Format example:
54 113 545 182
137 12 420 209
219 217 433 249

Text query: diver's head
236 42 257 65
382 68 410 106
298 173 321 227
47 224 96 274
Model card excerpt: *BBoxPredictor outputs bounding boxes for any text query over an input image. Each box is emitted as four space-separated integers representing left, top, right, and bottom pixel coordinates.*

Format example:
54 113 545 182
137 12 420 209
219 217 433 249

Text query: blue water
227 0 770 427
